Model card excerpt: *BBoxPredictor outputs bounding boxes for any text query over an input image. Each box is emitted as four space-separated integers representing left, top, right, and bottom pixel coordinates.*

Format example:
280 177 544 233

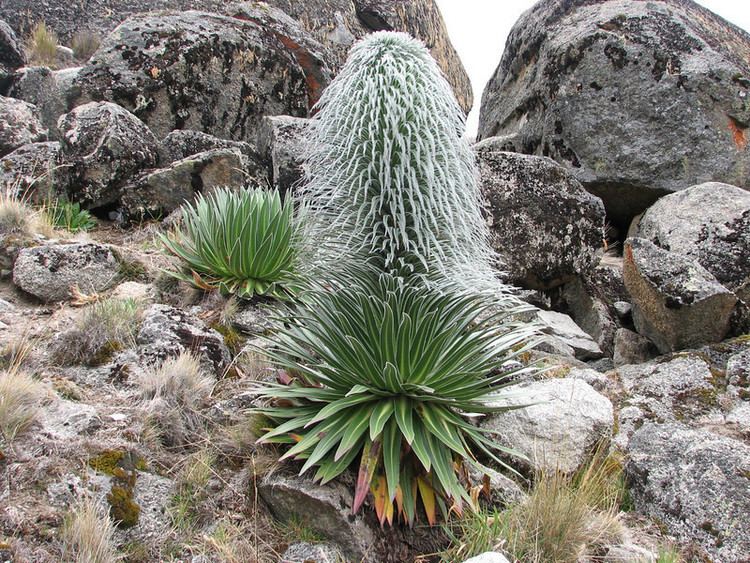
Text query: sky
434 0 750 138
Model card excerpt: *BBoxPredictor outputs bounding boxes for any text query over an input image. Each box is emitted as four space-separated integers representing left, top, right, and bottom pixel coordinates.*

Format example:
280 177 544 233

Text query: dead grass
442 447 627 562
139 352 214 447
26 22 59 67
61 496 122 563
70 31 100 61
0 188 56 238
0 335 47 444
52 298 142 366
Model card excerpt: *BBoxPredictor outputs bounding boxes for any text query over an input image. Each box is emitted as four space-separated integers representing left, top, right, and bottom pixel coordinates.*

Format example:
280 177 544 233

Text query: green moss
89 450 126 475
89 449 147 475
211 322 245 355
118 258 149 282
107 485 140 529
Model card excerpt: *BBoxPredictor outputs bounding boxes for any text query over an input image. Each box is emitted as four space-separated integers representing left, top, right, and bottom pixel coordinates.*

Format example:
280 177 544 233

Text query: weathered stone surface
0 96 47 156
0 141 63 203
282 542 345 563
482 377 614 474
478 0 750 228
137 304 232 376
7 66 81 139
0 19 24 93
72 12 311 141
536 310 604 360
616 355 721 436
57 101 159 208
0 1 472 116
476 147 605 289
120 149 247 220
259 471 376 562
256 115 308 194
158 129 260 166
625 423 750 561
727 347 750 402
38 399 101 440
12 243 120 302
612 328 653 367
562 278 617 355
623 237 737 353
636 182 750 301
230 301 275 335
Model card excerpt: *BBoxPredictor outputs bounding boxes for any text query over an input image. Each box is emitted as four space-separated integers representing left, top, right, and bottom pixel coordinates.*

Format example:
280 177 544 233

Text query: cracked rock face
57 101 159 209
71 11 311 141
478 0 750 228
636 182 750 302
476 146 605 289
623 237 737 353
0 96 47 157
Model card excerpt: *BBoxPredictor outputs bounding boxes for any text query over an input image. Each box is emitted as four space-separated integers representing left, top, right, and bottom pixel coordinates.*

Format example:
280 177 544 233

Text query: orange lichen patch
729 117 748 150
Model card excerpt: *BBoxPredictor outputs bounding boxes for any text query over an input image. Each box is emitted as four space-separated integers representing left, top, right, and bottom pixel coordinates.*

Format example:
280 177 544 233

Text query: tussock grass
0 188 56 238
0 334 47 444
443 448 626 562
139 352 214 447
169 449 215 530
52 298 142 366
0 367 47 443
61 496 122 563
26 22 59 67
71 31 100 61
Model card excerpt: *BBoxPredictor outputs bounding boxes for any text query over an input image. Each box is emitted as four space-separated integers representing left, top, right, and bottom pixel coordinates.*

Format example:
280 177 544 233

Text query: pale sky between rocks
434 0 750 139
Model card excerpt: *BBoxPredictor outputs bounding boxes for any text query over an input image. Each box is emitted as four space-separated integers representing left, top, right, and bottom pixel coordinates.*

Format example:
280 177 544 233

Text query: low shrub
159 187 301 300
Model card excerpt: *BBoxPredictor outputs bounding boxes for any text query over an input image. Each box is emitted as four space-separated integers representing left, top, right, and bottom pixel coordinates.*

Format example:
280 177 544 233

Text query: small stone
536 310 604 360
0 95 47 156
462 552 512 563
613 328 653 367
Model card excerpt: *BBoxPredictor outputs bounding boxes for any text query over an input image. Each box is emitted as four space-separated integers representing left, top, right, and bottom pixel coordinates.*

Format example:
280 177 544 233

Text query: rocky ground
1 0 749 562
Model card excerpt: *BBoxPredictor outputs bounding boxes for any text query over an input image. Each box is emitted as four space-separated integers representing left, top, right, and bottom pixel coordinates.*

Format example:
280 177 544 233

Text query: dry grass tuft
443 447 627 562
70 31 101 61
139 352 214 447
26 22 59 67
0 368 47 444
0 188 56 238
0 335 47 444
52 298 142 366
61 496 122 563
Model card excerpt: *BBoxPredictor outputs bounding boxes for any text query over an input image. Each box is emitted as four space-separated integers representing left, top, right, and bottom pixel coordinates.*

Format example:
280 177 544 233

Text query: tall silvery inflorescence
300 31 505 292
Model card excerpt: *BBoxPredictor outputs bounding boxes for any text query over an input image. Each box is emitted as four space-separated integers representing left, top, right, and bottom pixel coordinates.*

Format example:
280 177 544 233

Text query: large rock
616 355 721 430
0 96 47 156
7 66 82 139
137 304 232 376
0 19 24 93
159 129 259 165
12 242 121 302
562 277 617 355
625 423 750 561
1 1 472 115
57 101 159 208
623 238 737 353
636 182 750 301
120 148 248 220
259 471 376 562
256 115 308 194
476 145 605 289
478 0 750 228
0 141 63 203
482 377 614 474
72 12 312 141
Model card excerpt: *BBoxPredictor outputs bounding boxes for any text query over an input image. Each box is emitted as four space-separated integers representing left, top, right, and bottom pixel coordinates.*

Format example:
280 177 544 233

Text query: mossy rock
107 484 140 528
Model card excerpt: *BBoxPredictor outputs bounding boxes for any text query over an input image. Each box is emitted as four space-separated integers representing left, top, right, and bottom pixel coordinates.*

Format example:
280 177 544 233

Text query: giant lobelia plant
253 32 538 525
298 31 502 289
